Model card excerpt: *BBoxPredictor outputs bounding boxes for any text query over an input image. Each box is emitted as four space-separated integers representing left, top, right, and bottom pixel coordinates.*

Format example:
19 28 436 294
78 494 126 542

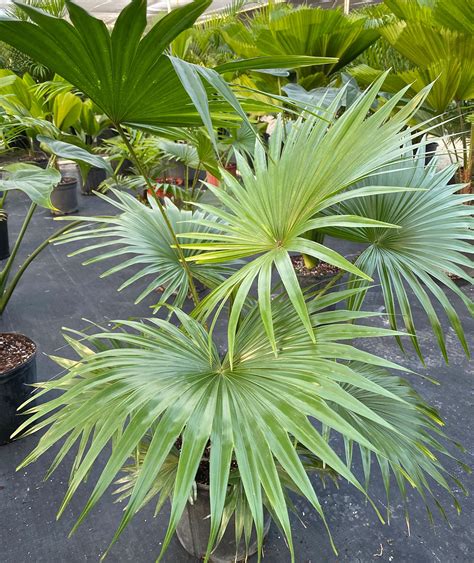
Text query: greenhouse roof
0 0 260 24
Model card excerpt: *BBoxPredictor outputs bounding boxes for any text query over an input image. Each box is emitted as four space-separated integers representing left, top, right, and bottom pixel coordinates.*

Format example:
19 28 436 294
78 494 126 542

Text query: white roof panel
0 1 245 24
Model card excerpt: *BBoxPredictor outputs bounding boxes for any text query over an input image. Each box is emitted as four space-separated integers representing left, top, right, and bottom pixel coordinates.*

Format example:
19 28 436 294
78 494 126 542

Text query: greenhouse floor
0 189 473 562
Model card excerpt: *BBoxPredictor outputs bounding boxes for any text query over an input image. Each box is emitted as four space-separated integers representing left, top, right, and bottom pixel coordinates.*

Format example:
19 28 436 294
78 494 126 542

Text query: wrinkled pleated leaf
0 0 245 129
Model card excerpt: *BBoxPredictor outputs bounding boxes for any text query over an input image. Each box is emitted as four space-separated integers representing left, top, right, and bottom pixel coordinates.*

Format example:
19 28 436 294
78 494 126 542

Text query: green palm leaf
56 189 235 308
0 0 243 131
351 0 474 113
325 144 473 361
180 76 432 356
16 290 462 561
221 6 379 89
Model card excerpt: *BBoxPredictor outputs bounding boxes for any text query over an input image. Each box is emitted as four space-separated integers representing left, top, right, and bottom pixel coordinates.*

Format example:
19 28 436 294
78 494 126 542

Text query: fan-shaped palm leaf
16 290 462 562
180 76 432 357
56 189 234 308
0 0 243 132
221 6 379 89
351 0 474 113
325 145 473 361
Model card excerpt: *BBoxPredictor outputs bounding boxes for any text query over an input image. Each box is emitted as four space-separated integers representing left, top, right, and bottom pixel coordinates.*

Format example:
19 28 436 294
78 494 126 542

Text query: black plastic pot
111 158 134 175
0 333 37 445
51 176 79 215
176 484 271 562
424 141 438 165
0 212 9 260
82 166 107 195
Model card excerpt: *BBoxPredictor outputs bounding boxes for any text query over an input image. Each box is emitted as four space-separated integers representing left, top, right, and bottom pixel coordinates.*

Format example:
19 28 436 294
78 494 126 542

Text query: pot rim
0 332 37 381
58 176 78 186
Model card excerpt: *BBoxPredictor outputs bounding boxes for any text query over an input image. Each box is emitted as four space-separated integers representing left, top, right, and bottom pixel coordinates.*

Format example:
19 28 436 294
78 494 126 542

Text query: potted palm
20 80 473 561
0 1 471 561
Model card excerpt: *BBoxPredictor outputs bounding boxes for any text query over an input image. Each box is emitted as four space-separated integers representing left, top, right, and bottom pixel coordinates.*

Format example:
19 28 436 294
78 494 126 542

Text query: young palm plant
11 73 472 563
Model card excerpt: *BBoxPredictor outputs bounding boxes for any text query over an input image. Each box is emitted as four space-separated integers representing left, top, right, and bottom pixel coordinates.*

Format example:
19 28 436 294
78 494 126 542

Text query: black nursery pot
0 333 37 445
82 166 107 195
0 212 9 260
176 484 271 562
51 176 79 215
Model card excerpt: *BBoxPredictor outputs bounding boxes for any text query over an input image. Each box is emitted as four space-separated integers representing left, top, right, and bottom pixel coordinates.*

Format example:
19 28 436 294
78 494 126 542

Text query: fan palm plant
2 2 472 562
220 4 379 90
350 0 474 187
11 74 472 561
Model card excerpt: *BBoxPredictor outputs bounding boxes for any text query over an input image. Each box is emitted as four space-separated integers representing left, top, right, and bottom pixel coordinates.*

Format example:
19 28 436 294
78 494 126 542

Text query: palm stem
115 123 200 306
189 161 202 203
0 220 82 314
0 201 36 295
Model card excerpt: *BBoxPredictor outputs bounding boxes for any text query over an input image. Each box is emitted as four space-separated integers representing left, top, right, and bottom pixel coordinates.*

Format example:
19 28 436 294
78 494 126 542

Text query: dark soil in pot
82 166 107 195
292 255 340 287
0 333 37 445
0 212 9 260
292 256 341 311
51 176 79 215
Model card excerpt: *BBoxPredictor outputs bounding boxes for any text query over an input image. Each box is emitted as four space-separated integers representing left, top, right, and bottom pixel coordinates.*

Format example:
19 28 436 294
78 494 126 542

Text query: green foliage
0 0 67 80
0 0 246 133
0 69 108 153
220 4 379 89
2 2 471 561
326 144 473 361
16 292 462 561
37 135 112 182
351 0 474 112
56 189 235 308
0 162 59 208
180 77 432 357
0 162 77 314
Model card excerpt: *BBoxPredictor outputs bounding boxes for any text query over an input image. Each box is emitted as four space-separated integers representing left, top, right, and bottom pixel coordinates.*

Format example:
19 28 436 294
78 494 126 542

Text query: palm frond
180 76 432 357
326 143 473 361
0 0 245 132
56 189 234 308
17 291 463 562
